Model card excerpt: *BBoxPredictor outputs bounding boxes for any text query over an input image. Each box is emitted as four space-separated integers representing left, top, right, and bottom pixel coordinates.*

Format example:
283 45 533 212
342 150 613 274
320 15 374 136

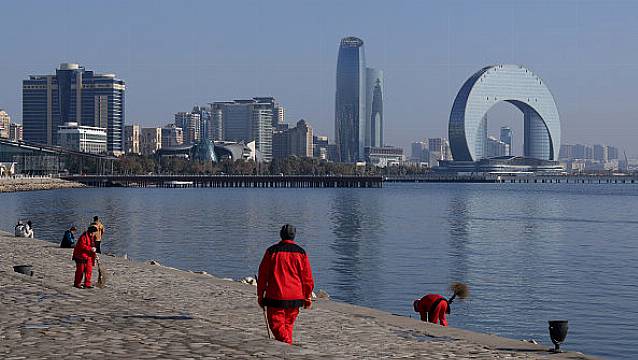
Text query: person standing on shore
90 216 105 253
72 225 98 289
257 224 314 344
60 226 77 248
413 294 450 326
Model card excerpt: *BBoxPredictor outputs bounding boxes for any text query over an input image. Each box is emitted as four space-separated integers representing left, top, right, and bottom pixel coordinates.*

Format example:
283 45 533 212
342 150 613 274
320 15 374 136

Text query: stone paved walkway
0 231 594 359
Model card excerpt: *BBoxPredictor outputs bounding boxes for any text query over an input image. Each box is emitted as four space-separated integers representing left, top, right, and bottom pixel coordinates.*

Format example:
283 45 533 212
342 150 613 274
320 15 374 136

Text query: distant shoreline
0 177 85 193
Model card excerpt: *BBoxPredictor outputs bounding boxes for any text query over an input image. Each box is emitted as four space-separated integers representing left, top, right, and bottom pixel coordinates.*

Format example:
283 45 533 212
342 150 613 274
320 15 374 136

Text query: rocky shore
0 177 85 193
0 231 593 359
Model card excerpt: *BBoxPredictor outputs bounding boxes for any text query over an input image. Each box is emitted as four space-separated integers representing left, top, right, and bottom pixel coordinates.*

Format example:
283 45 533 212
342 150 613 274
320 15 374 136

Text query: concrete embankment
0 231 594 359
0 177 85 193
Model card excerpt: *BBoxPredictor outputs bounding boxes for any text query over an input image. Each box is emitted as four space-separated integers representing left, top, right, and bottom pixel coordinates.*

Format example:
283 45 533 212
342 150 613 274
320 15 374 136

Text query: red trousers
74 260 93 287
266 307 299 344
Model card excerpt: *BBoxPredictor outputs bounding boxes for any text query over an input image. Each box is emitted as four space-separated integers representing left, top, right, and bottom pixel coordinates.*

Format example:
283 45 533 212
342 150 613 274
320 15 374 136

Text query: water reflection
329 190 383 305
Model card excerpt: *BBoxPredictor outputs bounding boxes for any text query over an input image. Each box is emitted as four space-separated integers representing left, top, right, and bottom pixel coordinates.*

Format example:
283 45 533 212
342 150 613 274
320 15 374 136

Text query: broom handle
262 307 271 339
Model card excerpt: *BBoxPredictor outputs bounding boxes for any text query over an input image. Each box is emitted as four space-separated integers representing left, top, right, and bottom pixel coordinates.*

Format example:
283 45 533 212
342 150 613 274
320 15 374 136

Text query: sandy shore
0 177 85 193
0 231 594 359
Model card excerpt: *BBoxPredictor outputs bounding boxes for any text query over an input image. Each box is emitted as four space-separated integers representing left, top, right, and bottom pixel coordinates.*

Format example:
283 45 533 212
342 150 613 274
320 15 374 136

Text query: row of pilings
61 175 384 189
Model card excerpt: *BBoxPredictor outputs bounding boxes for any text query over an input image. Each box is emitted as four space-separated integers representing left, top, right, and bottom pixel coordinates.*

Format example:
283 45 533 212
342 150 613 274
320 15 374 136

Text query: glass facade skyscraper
22 63 125 154
449 65 560 162
335 37 366 162
335 37 384 162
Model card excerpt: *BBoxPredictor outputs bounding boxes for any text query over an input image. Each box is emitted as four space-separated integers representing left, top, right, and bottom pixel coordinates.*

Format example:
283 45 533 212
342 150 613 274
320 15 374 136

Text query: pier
61 174 384 188
385 174 638 184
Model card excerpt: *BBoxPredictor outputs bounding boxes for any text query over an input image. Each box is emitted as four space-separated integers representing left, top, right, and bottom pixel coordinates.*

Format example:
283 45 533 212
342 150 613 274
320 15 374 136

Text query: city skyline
1 1 638 155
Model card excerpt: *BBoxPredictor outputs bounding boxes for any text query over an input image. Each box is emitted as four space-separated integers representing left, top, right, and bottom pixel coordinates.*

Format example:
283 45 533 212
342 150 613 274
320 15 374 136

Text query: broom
96 256 107 288
448 282 469 304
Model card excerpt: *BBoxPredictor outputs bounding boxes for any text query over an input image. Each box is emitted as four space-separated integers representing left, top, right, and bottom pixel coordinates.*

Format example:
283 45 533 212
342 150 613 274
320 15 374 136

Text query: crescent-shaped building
449 64 560 162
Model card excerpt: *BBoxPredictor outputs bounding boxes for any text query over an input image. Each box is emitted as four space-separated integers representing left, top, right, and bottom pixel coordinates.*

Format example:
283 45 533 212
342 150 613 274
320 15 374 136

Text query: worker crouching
257 224 314 344
414 294 450 326
72 225 98 289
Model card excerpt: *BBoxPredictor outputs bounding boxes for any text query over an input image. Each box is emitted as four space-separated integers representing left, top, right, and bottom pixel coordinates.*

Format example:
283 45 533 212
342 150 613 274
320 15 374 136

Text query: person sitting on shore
25 220 34 238
90 216 105 253
257 224 314 344
72 225 98 289
14 221 27 237
413 293 450 326
60 226 77 248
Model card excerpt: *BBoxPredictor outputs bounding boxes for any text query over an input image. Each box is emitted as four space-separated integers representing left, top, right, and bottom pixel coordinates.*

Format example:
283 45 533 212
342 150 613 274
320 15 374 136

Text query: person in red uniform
257 224 314 344
413 293 450 326
72 225 98 289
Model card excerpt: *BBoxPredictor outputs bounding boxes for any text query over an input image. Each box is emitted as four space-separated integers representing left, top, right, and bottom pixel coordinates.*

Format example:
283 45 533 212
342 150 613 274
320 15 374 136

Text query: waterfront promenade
0 231 592 359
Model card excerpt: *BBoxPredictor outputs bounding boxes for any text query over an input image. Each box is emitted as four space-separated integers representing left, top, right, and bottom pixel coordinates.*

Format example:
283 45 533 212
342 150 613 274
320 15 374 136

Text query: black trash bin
13 265 34 276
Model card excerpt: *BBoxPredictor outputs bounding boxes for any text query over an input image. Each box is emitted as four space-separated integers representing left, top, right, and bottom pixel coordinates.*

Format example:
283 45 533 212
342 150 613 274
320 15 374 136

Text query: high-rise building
212 98 274 161
140 127 162 155
365 68 383 148
288 119 313 158
192 105 213 141
57 122 107 154
0 109 10 139
175 112 201 145
410 141 428 163
334 36 384 162
313 135 329 160
500 127 512 156
22 63 125 154
593 144 608 162
124 124 141 155
161 124 184 148
559 144 573 160
335 36 366 162
607 145 619 160
9 123 23 141
486 136 510 158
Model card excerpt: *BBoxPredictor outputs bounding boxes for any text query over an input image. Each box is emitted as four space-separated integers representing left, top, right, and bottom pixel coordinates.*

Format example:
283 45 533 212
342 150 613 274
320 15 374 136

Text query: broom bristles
96 259 107 288
449 282 469 299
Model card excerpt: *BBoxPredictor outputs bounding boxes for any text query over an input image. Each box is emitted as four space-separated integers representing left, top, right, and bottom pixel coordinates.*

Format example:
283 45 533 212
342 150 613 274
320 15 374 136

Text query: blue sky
1 0 637 155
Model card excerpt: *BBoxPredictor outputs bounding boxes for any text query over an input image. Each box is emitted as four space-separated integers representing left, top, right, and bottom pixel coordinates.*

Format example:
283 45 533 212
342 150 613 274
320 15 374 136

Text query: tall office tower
124 124 141 155
287 119 313 158
140 127 162 155
486 136 510 158
212 99 273 161
410 141 427 162
559 144 574 160
9 123 23 141
500 127 513 155
335 36 366 162
0 109 10 138
161 124 184 147
210 104 224 141
192 105 213 141
606 145 619 160
22 63 125 154
593 144 608 162
174 112 201 145
272 130 289 160
365 68 383 148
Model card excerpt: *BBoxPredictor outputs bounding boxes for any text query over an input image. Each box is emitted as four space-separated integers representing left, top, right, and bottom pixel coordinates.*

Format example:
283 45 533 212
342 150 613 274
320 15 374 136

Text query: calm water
1 184 636 359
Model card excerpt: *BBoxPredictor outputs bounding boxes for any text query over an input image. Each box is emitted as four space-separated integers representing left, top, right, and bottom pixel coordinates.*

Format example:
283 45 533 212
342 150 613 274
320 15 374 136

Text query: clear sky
1 0 637 155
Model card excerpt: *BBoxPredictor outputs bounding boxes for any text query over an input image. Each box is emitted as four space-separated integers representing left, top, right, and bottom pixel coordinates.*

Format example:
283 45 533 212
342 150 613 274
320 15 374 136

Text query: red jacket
416 294 449 326
257 239 314 308
72 232 95 262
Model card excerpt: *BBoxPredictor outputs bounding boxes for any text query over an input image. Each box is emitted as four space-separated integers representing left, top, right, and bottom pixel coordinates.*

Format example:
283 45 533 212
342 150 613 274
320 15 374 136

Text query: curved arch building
448 65 561 162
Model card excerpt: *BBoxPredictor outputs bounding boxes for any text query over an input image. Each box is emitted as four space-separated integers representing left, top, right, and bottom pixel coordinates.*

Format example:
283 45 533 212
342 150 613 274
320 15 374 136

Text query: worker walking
90 216 105 253
257 224 314 344
413 293 450 326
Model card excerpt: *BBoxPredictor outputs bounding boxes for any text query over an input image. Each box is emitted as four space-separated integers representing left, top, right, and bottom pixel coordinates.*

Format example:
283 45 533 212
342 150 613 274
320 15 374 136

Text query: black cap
280 224 296 240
